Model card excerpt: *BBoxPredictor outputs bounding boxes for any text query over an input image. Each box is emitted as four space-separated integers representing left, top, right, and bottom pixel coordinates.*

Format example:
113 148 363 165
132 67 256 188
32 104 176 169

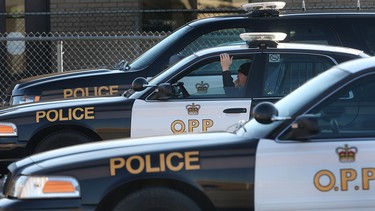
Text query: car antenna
302 0 306 11
357 0 361 10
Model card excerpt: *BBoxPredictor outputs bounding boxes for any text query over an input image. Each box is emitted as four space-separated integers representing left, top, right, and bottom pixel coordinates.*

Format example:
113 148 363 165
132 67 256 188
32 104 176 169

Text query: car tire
34 130 92 153
113 187 201 211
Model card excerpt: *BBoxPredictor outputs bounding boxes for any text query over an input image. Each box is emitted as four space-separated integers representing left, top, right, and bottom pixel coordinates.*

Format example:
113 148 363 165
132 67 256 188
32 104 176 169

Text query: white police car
0 32 368 174
1 56 375 210
128 32 367 137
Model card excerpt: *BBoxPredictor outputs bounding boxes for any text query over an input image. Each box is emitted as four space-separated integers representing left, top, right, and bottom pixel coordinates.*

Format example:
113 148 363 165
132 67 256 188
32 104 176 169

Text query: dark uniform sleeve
222 71 244 97
222 71 235 87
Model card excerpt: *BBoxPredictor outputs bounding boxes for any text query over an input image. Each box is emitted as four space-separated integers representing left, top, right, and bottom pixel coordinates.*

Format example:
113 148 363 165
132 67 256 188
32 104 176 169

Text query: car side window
278 23 340 45
180 28 246 55
167 28 247 67
263 54 335 96
353 22 375 55
308 74 375 139
171 57 252 99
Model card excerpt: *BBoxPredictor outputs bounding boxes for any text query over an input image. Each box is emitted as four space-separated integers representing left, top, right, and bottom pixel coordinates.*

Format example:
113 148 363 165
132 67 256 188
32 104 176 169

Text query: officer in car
220 53 250 96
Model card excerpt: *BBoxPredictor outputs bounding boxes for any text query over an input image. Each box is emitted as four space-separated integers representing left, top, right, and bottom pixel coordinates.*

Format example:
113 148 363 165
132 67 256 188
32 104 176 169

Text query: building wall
49 0 140 32
48 0 375 32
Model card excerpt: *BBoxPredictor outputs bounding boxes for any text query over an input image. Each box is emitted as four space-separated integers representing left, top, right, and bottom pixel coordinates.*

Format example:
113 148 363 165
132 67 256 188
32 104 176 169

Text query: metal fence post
57 40 64 72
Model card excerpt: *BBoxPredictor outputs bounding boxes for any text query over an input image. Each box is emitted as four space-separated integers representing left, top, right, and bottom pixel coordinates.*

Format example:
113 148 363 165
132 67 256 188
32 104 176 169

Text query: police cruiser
0 32 368 174
6 1 375 105
1 56 375 210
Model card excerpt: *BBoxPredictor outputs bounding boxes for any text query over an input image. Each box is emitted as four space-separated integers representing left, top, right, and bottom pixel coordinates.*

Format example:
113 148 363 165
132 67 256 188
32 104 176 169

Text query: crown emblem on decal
186 103 201 115
195 81 209 93
336 144 358 163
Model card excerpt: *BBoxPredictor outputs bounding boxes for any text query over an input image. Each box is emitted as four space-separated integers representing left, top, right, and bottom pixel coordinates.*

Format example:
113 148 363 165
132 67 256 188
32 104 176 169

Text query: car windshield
240 66 351 138
129 25 192 70
275 68 349 116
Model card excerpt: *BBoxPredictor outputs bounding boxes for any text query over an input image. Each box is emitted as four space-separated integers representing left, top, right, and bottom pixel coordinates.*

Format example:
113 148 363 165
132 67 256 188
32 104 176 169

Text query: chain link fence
0 31 169 102
2 4 375 103
1 8 249 102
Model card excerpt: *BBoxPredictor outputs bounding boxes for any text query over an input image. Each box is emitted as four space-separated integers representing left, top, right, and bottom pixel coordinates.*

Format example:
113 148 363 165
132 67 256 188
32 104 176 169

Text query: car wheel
113 187 201 211
34 130 92 153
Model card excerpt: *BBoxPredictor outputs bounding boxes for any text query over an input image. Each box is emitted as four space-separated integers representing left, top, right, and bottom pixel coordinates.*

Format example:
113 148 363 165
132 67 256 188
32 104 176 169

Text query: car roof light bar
240 32 287 42
242 1 286 17
242 2 286 12
240 32 287 48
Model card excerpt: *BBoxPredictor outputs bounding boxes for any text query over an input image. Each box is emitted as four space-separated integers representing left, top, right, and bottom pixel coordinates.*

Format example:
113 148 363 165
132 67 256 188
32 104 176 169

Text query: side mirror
155 83 173 100
253 102 278 124
132 77 148 91
286 114 320 140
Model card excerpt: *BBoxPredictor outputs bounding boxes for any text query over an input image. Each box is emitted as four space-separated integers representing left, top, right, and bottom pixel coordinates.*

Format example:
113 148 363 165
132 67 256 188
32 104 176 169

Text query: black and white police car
6 1 375 105
1 56 375 210
0 32 368 174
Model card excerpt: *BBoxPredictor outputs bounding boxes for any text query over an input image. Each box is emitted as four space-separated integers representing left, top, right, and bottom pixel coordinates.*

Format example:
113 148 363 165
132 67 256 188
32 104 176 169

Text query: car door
130 53 259 138
255 74 375 210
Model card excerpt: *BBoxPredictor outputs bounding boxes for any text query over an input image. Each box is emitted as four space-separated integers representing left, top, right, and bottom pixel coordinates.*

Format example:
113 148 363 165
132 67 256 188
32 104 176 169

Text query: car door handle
223 108 247 113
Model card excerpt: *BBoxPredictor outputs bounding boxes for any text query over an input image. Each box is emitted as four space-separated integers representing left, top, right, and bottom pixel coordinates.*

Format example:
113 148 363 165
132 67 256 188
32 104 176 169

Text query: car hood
0 95 127 116
11 132 244 174
8 68 121 94
17 68 114 84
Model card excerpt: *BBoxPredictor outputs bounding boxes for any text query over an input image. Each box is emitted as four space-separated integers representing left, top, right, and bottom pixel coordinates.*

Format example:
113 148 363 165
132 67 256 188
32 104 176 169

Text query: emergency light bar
240 32 287 42
242 1 286 12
